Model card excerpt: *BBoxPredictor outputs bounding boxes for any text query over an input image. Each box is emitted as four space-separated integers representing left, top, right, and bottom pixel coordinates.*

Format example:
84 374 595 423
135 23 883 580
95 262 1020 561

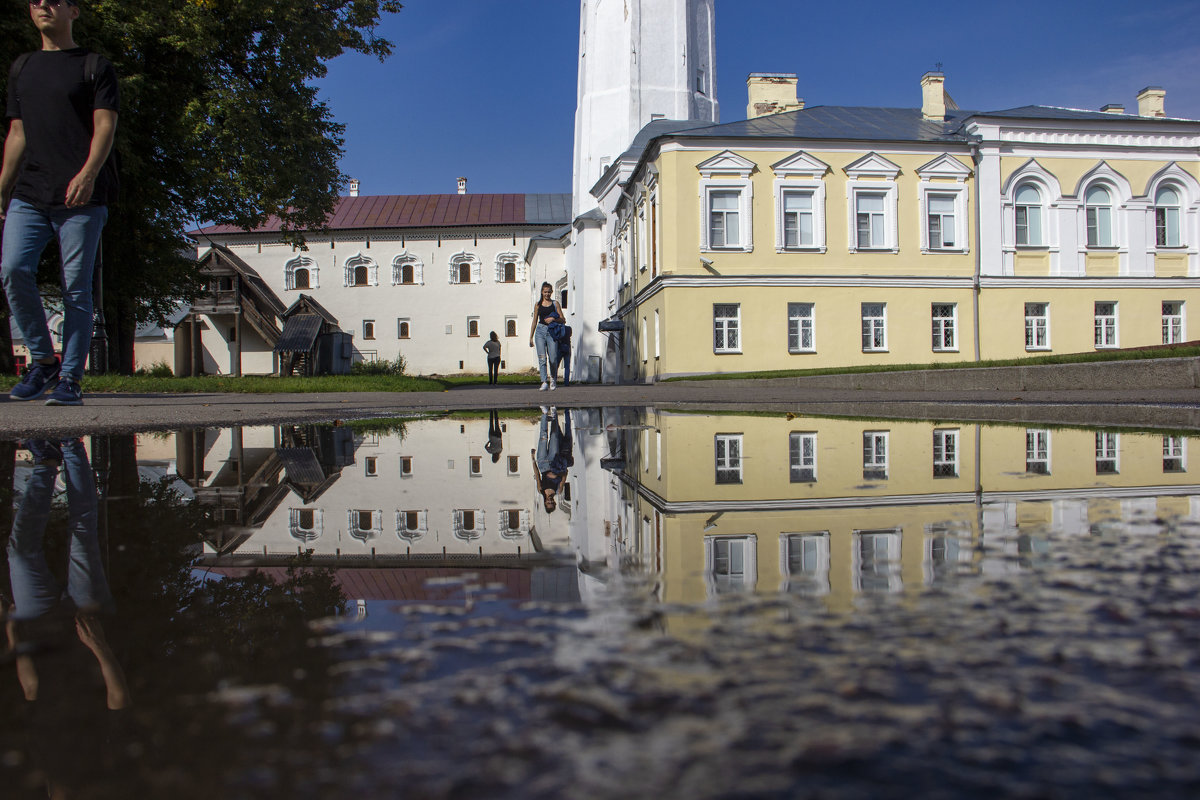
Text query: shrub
135 360 175 377
351 354 407 376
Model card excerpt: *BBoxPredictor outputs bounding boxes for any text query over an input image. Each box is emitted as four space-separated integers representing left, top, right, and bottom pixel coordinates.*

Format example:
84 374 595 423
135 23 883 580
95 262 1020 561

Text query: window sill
849 247 899 255
862 349 889 354
1155 246 1188 252
788 349 817 355
1094 345 1119 350
1014 245 1050 251
1025 347 1051 352
922 247 969 255
932 348 960 354
777 246 827 254
713 350 743 355
1085 246 1120 252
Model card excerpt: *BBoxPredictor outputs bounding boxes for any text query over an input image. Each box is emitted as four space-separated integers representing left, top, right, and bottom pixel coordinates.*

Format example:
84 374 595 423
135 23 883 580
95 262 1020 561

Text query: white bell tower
572 0 719 217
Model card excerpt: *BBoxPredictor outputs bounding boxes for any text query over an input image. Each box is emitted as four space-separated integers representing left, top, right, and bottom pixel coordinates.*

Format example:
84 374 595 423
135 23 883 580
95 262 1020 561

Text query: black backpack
9 51 120 204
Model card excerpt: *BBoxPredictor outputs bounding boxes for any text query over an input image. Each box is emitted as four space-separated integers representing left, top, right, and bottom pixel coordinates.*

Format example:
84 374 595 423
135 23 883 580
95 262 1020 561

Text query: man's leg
7 451 63 621
61 439 113 614
1 199 57 365
52 205 107 384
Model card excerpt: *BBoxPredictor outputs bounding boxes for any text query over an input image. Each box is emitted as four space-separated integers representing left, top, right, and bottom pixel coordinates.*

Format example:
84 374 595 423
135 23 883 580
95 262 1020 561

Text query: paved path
1 360 1199 436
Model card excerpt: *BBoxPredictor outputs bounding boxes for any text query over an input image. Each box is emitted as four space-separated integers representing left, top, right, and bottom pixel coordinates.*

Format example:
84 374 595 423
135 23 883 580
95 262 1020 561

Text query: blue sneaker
10 358 61 401
44 377 83 406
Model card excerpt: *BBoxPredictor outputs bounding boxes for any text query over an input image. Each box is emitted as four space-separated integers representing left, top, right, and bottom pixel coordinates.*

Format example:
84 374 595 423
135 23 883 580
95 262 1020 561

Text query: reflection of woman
531 408 573 512
528 281 564 391
5 439 131 798
485 409 504 464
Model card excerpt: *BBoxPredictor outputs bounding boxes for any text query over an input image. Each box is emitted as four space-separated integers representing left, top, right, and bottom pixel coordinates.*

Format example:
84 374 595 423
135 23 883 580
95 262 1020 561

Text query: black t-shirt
6 48 120 210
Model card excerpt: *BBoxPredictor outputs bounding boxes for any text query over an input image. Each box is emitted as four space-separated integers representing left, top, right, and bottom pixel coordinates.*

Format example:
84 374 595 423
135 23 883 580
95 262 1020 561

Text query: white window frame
1084 183 1116 248
916 154 971 254
845 153 901 253
348 509 383 542
448 251 482 285
704 534 758 595
1094 301 1118 348
933 428 959 478
923 190 966 252
1162 301 1185 344
863 431 889 480
715 433 743 484
789 431 817 483
1026 429 1051 474
931 303 957 352
640 317 648 363
1163 436 1187 472
713 303 741 354
284 255 319 290
344 253 378 287
779 532 830 595
452 509 485 541
1095 431 1119 474
697 151 755 253
504 315 519 338
396 510 428 542
772 151 830 253
787 302 815 353
1154 184 1184 248
1013 184 1045 247
288 508 323 542
362 320 376 341
1024 302 1050 351
498 509 530 540
397 318 411 339
852 528 902 594
392 252 424 285
494 251 526 283
861 302 887 352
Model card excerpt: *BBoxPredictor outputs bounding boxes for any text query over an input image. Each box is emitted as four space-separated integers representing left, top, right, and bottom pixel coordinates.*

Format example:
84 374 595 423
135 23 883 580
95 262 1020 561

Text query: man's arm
64 108 117 208
0 118 26 216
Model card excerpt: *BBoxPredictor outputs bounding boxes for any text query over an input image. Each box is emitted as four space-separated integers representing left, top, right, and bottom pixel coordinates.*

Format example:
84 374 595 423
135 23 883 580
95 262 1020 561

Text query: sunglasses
29 0 76 7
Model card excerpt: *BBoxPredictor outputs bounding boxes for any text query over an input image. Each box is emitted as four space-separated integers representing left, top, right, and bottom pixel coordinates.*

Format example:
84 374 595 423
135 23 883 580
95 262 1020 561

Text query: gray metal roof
673 106 976 144
274 314 322 354
523 194 573 225
967 105 1198 123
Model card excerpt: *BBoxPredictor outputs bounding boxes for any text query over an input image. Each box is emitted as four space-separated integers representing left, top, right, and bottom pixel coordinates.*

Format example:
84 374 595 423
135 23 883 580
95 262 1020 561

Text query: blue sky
317 0 1200 197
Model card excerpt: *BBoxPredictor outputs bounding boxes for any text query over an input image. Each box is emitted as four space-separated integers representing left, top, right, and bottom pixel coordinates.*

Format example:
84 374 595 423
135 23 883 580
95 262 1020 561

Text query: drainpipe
970 141 982 363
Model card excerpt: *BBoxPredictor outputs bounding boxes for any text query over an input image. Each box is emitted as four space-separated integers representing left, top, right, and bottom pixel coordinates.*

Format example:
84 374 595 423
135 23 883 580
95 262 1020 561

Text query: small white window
469 456 482 476
1026 429 1051 474
467 317 480 338
1085 184 1114 247
392 254 423 285
709 190 742 248
861 303 887 352
705 534 757 594
1163 436 1187 473
397 318 411 339
640 317 648 363
933 429 958 478
862 431 888 480
1025 302 1050 351
1014 185 1043 246
713 304 741 353
505 316 518 338
1094 302 1118 348
781 533 830 595
787 303 815 353
1095 432 1119 475
285 256 319 290
362 320 375 340
715 433 743 484
1163 301 1185 344
289 508 323 542
397 510 428 541
931 303 956 352
399 456 413 476
1156 186 1183 248
855 193 887 249
364 456 378 477
926 194 957 249
348 509 382 542
853 529 902 594
345 254 377 287
782 190 814 248
790 432 817 483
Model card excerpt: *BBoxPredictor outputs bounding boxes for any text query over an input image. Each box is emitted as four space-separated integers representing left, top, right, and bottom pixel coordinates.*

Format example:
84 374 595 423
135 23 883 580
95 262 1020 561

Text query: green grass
665 344 1200 382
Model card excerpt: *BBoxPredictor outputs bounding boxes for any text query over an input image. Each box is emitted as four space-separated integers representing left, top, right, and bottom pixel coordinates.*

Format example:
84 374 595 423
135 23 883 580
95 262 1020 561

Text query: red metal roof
196 193 533 235
207 566 532 603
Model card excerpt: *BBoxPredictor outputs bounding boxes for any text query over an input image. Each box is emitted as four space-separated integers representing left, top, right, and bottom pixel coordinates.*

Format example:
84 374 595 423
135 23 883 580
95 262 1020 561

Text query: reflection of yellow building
614 412 1200 611
604 74 1200 381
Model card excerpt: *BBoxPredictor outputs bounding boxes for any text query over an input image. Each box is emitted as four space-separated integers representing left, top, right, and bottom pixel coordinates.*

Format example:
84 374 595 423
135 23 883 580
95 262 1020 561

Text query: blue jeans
534 324 557 383
2 198 108 382
8 440 110 620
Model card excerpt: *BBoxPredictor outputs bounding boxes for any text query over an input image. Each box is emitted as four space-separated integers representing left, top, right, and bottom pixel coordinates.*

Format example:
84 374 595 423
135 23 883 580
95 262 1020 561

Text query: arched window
285 256 318 290
353 265 369 286
1156 185 1183 247
1014 184 1043 246
458 262 471 284
344 255 377 287
392 254 422 285
1085 184 1113 247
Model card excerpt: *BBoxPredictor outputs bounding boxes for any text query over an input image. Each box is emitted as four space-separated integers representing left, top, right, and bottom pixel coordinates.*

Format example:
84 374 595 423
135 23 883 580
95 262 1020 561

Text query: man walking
1 0 118 405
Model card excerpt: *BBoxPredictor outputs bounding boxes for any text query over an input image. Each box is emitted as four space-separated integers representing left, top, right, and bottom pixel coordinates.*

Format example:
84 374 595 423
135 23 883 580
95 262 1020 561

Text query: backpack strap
9 52 32 103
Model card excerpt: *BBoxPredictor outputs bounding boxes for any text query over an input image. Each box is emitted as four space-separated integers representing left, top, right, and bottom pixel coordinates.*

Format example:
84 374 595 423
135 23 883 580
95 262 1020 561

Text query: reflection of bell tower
572 0 719 217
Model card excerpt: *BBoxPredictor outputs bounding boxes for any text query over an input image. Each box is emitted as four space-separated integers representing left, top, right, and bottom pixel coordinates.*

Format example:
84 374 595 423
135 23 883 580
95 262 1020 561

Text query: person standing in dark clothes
483 331 502 384
1 0 119 406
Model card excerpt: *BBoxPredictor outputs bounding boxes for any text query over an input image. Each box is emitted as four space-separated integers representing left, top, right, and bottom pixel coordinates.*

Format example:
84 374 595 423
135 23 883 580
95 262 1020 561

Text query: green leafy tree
0 0 403 372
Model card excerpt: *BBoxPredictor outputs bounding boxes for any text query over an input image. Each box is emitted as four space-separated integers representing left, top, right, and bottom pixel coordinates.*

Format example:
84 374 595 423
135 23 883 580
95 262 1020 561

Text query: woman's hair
540 281 554 293
489 331 498 341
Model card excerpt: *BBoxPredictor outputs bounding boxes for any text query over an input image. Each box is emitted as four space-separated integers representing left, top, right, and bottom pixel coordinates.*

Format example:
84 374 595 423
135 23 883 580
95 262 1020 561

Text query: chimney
921 71 946 121
1101 104 1125 114
348 178 360 197
457 176 468 195
1137 86 1166 117
746 73 804 119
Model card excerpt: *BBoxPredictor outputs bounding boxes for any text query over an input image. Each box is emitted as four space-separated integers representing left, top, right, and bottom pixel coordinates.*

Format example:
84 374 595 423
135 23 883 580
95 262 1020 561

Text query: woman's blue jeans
2 198 108 382
534 324 557 383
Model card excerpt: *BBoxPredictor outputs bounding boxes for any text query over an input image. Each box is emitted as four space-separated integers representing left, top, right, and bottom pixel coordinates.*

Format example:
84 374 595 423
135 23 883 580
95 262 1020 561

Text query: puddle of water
2 409 1200 798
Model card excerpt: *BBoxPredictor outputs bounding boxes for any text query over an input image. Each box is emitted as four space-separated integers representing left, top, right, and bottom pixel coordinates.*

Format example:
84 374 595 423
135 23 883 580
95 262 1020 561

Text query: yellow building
611 411 1200 611
601 74 1200 381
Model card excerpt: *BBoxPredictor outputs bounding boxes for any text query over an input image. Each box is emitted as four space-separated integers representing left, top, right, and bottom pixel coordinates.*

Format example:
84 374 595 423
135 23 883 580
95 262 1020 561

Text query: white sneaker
539 382 548 391
549 378 556 390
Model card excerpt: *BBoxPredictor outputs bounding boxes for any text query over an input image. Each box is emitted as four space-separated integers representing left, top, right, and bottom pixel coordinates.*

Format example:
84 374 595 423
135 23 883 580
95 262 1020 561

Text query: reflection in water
1 412 1200 797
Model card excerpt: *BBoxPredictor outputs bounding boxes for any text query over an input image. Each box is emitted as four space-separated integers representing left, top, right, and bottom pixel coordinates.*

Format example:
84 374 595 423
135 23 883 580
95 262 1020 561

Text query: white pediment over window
697 150 757 179
1144 162 1200 200
916 153 973 182
1001 158 1062 198
844 152 902 180
1072 161 1133 202
771 150 831 179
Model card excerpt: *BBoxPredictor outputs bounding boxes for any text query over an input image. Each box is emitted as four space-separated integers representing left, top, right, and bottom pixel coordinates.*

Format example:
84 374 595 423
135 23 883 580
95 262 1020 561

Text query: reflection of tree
0 436 349 797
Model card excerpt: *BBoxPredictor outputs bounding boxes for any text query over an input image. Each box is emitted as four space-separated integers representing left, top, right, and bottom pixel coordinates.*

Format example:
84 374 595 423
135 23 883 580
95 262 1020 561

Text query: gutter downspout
970 141 982 363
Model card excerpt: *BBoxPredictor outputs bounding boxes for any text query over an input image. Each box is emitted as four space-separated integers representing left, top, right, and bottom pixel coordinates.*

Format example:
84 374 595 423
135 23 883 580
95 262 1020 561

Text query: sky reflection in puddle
2 408 1200 798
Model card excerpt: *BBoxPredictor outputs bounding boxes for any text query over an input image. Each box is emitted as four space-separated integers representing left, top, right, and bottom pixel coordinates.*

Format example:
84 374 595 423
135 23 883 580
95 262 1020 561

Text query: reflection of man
532 407 573 512
5 438 130 797
485 409 503 464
